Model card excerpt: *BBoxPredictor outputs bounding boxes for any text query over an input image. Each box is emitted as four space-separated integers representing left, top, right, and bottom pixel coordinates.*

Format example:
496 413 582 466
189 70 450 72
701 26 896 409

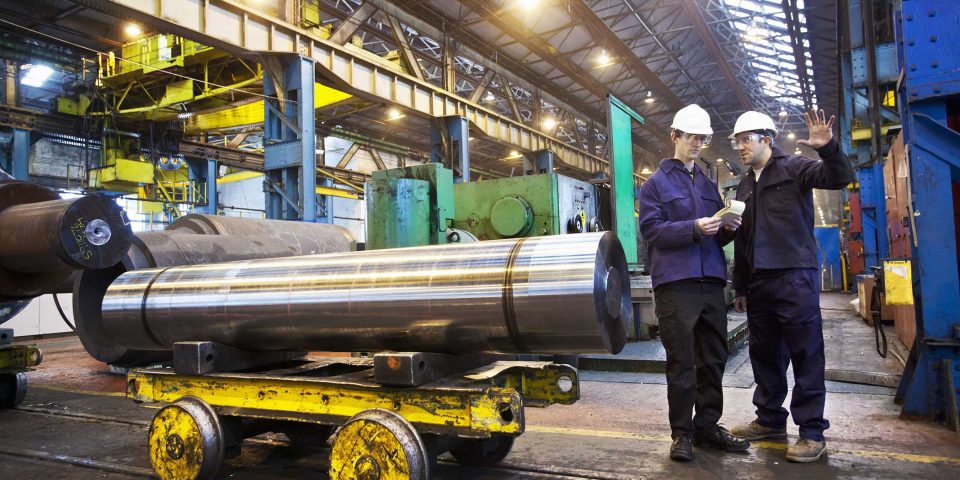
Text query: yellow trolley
127 346 578 480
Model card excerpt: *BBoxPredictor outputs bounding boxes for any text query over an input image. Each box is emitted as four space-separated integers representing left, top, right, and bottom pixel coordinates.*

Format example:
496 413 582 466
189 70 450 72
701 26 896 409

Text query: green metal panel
453 174 560 240
367 164 454 247
364 177 431 250
607 95 642 270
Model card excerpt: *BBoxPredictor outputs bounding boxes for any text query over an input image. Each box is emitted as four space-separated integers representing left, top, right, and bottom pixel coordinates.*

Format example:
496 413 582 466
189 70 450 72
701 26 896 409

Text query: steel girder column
263 56 316 222
856 161 888 269
893 0 960 430
9 129 29 180
188 159 218 214
430 116 470 183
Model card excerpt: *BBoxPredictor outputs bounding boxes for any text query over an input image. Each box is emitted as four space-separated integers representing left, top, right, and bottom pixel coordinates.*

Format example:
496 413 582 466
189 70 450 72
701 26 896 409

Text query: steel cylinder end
59 195 132 269
593 232 631 355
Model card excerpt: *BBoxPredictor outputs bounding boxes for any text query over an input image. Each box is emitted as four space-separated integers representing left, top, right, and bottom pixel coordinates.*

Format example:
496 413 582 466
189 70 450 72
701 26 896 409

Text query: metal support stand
263 56 316 222
430 116 470 183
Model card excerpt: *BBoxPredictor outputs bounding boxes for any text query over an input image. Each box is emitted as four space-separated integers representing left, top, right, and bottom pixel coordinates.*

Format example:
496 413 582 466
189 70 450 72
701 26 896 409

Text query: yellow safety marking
33 384 127 398
527 425 960 466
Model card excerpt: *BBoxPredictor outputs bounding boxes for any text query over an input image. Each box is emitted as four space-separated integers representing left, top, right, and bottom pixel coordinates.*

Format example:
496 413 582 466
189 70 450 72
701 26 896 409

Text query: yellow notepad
713 199 745 221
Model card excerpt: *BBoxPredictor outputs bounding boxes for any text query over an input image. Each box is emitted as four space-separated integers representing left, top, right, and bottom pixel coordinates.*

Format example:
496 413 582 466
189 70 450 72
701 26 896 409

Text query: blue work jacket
638 158 734 288
731 140 854 295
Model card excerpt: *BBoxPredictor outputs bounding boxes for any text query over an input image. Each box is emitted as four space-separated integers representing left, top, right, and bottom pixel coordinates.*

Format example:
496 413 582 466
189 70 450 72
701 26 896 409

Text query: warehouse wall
6 294 75 338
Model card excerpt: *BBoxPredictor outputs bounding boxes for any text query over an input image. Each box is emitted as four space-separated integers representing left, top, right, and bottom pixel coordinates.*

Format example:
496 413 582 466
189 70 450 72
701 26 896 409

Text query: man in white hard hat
638 104 749 461
727 109 853 463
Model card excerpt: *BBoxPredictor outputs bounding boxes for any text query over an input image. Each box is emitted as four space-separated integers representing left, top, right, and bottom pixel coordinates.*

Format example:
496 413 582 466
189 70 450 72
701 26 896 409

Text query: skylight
722 0 817 111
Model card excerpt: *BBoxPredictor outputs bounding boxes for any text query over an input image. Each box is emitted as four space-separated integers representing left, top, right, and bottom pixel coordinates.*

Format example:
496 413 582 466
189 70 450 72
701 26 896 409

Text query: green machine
365 164 454 250
454 174 601 240
365 165 602 246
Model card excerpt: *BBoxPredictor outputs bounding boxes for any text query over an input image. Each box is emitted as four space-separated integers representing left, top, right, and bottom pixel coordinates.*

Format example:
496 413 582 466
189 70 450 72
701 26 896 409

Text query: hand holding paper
713 199 745 222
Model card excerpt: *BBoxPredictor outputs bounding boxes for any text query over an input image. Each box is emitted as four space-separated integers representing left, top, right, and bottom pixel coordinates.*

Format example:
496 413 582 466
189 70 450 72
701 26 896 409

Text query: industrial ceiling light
124 23 142 37
716 158 724 163
787 131 796 139
387 108 404 120
542 117 557 130
509 150 520 157
644 90 655 104
794 148 801 155
596 49 611 66
640 167 652 175
516 0 540 9
484 91 496 102
778 108 788 118
21 65 53 87
177 112 193 120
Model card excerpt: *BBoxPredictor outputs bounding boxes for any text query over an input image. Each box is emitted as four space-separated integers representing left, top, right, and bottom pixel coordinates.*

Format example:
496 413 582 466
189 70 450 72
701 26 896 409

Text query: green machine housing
365 165 601 247
454 174 601 240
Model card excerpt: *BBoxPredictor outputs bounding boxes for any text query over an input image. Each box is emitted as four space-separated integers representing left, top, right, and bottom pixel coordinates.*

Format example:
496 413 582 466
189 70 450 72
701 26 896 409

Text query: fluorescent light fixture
177 112 193 120
124 23 142 37
22 65 53 87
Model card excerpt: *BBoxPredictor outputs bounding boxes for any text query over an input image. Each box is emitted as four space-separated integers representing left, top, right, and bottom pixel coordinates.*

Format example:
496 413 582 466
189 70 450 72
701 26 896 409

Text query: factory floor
1 293 958 479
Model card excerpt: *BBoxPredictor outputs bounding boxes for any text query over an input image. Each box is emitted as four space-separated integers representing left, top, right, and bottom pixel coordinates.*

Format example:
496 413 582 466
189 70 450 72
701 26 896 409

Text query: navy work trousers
655 280 728 438
746 268 830 441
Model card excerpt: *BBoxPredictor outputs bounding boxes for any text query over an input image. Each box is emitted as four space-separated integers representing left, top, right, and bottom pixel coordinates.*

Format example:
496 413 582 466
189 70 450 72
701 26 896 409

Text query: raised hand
796 108 835 149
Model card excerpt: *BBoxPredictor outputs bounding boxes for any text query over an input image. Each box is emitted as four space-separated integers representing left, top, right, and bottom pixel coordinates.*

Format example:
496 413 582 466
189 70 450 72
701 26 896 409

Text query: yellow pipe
218 171 359 199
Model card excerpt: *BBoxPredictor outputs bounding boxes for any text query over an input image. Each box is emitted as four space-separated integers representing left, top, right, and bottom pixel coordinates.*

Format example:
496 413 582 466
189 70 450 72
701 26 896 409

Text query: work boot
730 420 787 440
670 433 694 462
694 425 750 452
786 438 827 463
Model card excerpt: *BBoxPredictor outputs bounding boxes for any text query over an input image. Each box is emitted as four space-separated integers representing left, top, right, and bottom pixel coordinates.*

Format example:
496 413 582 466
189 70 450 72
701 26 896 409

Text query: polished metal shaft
101 232 630 355
74 215 356 366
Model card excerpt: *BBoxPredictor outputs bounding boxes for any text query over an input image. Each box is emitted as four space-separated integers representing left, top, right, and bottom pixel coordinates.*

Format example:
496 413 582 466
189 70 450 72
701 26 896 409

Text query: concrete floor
1 293 958 479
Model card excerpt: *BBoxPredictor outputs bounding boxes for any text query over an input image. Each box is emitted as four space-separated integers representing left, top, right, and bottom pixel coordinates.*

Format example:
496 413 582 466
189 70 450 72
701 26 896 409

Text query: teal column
607 95 643 271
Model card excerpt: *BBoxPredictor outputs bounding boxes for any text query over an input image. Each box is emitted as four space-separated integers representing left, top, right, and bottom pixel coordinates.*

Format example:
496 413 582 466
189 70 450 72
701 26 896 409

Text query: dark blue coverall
639 158 735 438
732 139 854 441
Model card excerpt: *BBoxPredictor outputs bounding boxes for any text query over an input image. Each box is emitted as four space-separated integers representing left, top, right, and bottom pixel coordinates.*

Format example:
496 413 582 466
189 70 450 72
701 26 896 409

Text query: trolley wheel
148 396 224 480
0 372 26 408
449 436 515 466
329 409 429 480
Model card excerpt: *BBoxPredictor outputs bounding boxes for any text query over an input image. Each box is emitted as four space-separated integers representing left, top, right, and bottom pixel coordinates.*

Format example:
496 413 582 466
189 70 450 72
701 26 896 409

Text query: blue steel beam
263 56 316 222
11 128 28 180
430 116 470 183
893 0 960 430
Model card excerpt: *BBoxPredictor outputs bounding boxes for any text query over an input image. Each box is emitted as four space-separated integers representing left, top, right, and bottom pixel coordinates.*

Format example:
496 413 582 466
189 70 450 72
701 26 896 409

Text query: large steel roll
74 216 357 366
0 180 132 301
100 232 630 355
168 214 357 254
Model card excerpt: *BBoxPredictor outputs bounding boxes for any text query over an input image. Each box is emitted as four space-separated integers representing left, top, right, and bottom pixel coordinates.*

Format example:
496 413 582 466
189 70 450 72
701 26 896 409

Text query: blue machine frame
892 0 960 430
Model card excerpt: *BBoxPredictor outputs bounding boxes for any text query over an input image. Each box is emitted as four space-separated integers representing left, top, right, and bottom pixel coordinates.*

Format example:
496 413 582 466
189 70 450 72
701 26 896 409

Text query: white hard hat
670 104 713 135
729 111 778 138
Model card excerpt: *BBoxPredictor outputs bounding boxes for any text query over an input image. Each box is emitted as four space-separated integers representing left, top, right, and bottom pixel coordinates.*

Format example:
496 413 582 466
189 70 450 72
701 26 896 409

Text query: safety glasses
729 133 764 150
678 132 712 146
